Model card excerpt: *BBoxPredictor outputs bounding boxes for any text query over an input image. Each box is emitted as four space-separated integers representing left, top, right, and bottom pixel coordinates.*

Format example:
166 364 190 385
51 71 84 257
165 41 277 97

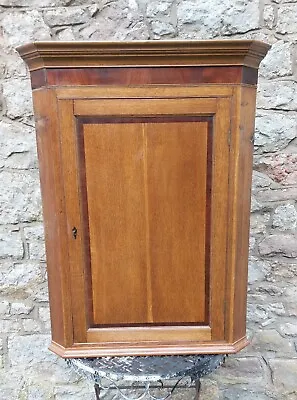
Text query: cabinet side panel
228 86 257 342
32 89 72 347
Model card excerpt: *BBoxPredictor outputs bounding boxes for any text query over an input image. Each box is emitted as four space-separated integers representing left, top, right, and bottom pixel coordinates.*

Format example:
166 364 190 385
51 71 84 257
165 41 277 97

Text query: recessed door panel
83 123 147 325
58 95 230 351
147 121 209 324
81 118 210 326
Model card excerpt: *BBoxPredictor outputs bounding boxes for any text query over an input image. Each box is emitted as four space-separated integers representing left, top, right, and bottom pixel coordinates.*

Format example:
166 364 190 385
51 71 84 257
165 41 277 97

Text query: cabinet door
58 92 231 354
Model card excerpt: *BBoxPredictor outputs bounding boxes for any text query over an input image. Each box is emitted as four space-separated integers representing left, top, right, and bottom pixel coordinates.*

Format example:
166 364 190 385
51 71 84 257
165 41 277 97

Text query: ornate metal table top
67 355 225 399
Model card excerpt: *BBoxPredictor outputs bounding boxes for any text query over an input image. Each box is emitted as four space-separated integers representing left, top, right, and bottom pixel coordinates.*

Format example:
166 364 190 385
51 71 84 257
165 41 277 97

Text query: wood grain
17 40 271 71
83 122 148 325
32 90 73 347
225 86 257 343
147 121 208 324
56 85 234 100
19 40 269 357
30 66 258 89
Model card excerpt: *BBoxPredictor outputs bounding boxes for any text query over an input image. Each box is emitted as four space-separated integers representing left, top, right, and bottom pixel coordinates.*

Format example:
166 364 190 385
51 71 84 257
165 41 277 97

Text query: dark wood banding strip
242 67 258 86
31 68 47 89
30 66 258 89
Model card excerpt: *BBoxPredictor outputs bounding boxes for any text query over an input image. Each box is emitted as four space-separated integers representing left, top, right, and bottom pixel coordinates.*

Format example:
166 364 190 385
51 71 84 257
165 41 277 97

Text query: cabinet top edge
17 40 271 72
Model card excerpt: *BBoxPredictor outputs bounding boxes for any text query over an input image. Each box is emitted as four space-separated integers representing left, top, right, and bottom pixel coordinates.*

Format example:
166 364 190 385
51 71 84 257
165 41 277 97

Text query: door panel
58 94 231 348
83 123 148 325
147 121 208 324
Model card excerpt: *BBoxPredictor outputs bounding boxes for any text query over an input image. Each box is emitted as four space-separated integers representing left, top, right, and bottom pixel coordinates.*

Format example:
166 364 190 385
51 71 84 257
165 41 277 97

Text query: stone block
248 257 270 284
24 225 46 261
263 4 275 29
277 3 297 35
10 302 33 315
223 386 276 400
24 382 55 400
43 6 97 27
250 213 270 234
0 320 20 333
272 203 297 231
0 0 70 5
280 323 297 337
213 356 264 384
54 383 94 400
2 78 33 119
4 55 28 78
0 227 23 259
39 306 51 331
0 261 44 294
259 153 297 186
0 300 10 316
2 10 51 47
250 329 295 356
269 359 297 392
252 171 274 190
0 170 41 224
177 0 260 39
257 81 297 111
259 234 297 258
146 0 176 38
8 334 53 368
260 41 292 79
250 196 267 213
256 188 297 203
56 27 76 41
247 303 269 324
254 111 296 154
78 0 149 40
22 319 43 333
0 120 37 169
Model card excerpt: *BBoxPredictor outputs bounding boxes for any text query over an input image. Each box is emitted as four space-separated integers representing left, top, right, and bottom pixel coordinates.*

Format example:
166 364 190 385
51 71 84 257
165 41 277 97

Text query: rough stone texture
250 329 295 356
254 111 296 154
256 153 297 186
269 359 297 392
0 226 23 259
260 41 292 79
1 10 52 47
24 225 46 261
272 203 297 230
0 171 41 224
2 78 33 119
257 80 297 111
259 234 297 257
43 6 97 27
177 0 260 39
276 3 297 35
0 0 297 398
0 120 37 169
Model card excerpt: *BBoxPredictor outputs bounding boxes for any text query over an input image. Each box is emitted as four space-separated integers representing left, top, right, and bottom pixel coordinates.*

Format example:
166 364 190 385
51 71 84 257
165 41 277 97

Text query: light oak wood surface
18 40 270 357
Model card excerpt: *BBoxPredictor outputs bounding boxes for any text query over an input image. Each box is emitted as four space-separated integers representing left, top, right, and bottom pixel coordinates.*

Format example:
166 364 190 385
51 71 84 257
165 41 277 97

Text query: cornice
17 40 271 71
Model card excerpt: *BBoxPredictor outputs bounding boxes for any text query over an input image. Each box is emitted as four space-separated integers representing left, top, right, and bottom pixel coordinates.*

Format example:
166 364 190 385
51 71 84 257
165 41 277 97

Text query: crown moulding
17 40 271 72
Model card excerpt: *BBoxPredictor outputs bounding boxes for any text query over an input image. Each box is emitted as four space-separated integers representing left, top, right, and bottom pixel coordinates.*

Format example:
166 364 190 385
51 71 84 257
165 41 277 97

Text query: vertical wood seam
143 123 153 323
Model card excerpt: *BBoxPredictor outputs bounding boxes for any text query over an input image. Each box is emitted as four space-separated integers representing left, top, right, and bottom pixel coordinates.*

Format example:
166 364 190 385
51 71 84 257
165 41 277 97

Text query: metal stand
67 355 225 399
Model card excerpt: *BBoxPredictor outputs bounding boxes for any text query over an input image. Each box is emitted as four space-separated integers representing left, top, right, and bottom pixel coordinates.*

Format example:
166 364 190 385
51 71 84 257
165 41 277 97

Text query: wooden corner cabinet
18 40 270 358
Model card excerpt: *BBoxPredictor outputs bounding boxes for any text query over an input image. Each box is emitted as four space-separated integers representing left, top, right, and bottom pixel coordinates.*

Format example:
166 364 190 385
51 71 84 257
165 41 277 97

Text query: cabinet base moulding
49 337 250 358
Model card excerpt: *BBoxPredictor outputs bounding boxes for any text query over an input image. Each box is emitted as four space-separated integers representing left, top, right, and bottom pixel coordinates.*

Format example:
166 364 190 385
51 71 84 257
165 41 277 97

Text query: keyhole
72 227 78 239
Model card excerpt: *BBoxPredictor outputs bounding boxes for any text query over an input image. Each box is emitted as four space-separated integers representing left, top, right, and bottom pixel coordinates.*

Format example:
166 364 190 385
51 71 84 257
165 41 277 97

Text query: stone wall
0 1 296 399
